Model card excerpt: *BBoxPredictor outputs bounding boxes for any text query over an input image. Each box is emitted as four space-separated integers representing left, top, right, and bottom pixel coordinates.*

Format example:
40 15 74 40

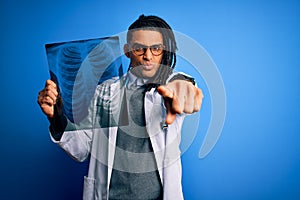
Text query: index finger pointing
157 85 174 99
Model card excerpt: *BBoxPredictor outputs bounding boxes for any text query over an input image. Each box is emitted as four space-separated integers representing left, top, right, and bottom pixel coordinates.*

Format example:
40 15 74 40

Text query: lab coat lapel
144 89 166 185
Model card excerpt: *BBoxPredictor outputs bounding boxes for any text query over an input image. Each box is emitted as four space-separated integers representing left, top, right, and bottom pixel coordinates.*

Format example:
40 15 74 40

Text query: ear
123 44 131 58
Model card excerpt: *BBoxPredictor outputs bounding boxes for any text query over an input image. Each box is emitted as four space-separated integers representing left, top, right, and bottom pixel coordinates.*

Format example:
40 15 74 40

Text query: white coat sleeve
49 86 101 162
50 118 93 162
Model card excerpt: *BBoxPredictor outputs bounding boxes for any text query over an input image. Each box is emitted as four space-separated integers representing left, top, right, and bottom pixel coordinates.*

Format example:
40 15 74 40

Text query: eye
151 46 160 51
151 45 163 52
132 44 145 52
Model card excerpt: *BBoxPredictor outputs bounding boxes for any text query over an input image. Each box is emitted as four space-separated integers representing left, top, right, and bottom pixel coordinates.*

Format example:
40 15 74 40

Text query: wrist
167 73 196 85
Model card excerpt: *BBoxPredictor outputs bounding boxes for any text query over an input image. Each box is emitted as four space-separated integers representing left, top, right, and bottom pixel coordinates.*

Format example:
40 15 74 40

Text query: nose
143 48 152 60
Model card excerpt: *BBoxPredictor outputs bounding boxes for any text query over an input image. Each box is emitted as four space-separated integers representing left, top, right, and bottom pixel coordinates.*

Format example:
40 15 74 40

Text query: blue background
1 0 300 199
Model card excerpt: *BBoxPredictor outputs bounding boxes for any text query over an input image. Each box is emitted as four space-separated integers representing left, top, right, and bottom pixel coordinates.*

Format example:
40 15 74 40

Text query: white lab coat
51 73 185 200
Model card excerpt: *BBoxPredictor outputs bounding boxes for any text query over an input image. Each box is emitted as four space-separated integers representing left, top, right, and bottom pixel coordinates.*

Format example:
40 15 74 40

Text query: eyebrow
131 42 164 47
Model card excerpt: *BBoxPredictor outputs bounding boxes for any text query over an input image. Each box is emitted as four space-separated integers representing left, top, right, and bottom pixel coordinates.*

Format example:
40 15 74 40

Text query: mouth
140 62 155 70
131 63 158 78
142 64 154 70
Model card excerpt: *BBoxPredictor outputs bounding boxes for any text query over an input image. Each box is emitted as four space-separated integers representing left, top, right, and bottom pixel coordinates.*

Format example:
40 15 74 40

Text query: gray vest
108 86 163 199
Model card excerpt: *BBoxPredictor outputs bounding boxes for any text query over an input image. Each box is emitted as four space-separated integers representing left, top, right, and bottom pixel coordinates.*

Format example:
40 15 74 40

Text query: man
38 15 203 199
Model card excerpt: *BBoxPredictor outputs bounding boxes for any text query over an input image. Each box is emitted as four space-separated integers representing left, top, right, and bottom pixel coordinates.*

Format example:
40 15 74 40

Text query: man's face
124 30 164 78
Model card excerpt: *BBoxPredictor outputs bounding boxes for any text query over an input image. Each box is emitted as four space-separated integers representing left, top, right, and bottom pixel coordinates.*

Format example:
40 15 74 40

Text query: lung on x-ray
45 36 123 124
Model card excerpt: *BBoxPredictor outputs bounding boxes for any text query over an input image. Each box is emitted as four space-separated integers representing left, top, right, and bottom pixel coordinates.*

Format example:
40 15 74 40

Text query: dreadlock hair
127 14 178 85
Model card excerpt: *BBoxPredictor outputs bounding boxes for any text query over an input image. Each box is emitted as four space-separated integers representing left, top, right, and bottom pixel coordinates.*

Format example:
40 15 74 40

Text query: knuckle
197 88 204 97
195 102 202 112
194 106 201 112
184 104 194 113
175 105 183 114
184 107 193 114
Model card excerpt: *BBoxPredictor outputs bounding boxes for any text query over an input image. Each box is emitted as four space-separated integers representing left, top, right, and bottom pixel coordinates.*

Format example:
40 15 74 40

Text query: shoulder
95 76 121 92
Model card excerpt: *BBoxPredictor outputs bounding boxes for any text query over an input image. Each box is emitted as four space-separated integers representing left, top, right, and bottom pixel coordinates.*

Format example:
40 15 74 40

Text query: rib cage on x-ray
45 36 123 123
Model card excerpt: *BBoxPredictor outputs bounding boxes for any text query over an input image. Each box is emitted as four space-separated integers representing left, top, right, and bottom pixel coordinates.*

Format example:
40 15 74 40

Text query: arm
38 80 92 162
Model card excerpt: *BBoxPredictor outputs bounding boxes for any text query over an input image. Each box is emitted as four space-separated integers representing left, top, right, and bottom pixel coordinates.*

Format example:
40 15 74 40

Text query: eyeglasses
130 43 165 56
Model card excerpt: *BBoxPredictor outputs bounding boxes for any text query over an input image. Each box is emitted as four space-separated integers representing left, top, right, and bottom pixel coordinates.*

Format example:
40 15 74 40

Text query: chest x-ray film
45 36 123 124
